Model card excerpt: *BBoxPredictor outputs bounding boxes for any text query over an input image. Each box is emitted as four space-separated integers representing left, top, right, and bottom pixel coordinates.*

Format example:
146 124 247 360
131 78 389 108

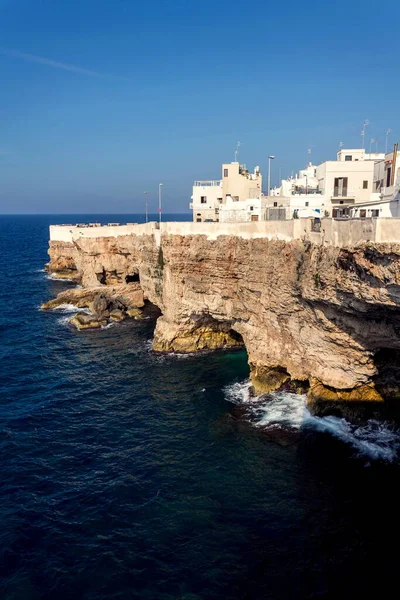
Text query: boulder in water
70 313 107 330
109 309 125 321
126 308 143 319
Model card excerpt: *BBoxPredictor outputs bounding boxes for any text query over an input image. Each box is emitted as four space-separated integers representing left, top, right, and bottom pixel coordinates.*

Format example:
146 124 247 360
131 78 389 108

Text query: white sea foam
224 380 400 462
44 274 74 282
50 304 91 314
57 315 72 326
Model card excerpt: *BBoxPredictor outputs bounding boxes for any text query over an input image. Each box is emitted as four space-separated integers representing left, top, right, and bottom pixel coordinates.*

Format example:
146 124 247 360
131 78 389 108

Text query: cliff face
46 234 400 402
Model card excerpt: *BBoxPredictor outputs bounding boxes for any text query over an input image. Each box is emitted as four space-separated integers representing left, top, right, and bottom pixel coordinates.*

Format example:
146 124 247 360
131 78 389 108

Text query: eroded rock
70 313 108 330
45 231 400 402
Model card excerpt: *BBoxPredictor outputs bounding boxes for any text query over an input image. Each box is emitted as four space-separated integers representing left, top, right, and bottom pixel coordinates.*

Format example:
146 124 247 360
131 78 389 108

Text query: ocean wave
44 274 74 282
57 315 73 326
223 380 400 462
49 304 91 314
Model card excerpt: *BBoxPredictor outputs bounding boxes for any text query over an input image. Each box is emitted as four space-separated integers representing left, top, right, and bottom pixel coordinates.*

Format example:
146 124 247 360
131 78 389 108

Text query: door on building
251 215 259 222
386 167 392 187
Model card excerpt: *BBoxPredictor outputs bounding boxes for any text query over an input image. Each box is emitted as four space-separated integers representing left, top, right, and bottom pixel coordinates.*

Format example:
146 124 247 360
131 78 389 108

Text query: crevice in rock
125 272 140 283
374 348 400 400
96 269 106 285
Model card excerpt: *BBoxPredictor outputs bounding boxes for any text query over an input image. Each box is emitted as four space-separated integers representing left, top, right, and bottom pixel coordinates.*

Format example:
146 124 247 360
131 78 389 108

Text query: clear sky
0 0 399 214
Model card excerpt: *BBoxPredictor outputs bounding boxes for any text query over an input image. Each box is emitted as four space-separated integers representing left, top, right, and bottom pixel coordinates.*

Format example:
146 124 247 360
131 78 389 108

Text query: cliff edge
45 231 400 403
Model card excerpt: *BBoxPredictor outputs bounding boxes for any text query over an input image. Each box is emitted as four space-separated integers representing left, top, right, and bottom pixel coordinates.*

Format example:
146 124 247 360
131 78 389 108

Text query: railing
193 180 222 187
333 187 348 197
265 207 288 221
331 189 359 202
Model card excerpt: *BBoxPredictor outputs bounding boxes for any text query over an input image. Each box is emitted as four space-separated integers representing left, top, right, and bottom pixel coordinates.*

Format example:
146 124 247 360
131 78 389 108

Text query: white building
190 144 399 223
190 162 262 222
267 148 393 220
271 162 319 197
219 196 267 223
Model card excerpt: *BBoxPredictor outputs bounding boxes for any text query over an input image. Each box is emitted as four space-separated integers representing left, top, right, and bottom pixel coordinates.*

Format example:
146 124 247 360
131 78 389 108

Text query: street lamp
385 129 392 153
268 155 275 196
158 183 163 224
144 191 149 223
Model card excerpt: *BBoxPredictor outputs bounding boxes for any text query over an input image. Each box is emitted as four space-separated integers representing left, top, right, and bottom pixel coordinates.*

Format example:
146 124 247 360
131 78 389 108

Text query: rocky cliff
45 233 400 403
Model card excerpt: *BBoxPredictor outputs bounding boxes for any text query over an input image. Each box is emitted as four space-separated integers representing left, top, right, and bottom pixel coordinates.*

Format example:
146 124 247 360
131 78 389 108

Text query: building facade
190 145 400 223
190 162 262 222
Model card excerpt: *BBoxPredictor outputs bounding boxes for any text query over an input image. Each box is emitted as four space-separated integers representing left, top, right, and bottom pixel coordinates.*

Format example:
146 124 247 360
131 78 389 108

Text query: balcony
331 188 356 203
193 180 222 187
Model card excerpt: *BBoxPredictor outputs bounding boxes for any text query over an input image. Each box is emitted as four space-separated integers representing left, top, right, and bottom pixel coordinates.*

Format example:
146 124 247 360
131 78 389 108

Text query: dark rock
70 313 107 330
92 294 109 314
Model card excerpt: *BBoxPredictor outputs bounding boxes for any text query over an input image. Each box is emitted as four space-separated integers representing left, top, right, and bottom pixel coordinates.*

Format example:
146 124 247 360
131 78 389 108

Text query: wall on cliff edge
49 216 400 247
46 230 400 402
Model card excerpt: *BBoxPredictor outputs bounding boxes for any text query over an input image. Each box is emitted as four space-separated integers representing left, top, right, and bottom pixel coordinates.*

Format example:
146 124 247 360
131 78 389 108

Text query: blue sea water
1 214 400 600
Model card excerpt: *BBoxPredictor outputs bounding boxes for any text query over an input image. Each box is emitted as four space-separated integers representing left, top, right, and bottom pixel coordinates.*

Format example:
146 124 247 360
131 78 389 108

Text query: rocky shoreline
44 233 400 404
41 284 147 330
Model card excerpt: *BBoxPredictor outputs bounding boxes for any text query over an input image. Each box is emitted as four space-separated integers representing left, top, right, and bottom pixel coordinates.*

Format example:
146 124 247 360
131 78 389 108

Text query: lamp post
268 155 275 196
144 191 149 223
158 183 163 225
385 129 392 154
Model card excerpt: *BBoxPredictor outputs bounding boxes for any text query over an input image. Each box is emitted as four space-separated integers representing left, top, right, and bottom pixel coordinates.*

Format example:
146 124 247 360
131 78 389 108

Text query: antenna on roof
369 138 376 153
385 129 392 153
338 141 344 150
361 120 369 149
234 141 241 163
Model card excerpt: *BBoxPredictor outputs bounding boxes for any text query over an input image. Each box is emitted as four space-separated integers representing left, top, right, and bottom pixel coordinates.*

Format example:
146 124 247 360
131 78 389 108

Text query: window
273 201 278 207
196 218 202 222
215 208 219 214
197 213 201 216
249 206 253 211
224 168 228 177
217 197 223 203
334 177 348 197
360 210 367 218
200 196 207 204
363 180 368 189
305 201 309 207
345 155 352 161
371 209 379 217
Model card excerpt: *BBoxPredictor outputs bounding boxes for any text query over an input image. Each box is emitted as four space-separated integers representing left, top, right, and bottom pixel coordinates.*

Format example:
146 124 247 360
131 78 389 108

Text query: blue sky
0 0 399 214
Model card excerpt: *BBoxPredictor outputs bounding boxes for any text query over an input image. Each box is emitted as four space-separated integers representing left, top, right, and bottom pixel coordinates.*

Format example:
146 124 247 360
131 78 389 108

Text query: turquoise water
1 214 400 599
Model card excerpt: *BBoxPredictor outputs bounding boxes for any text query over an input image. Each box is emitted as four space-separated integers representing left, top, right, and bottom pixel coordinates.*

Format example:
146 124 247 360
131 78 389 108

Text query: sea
1 214 400 600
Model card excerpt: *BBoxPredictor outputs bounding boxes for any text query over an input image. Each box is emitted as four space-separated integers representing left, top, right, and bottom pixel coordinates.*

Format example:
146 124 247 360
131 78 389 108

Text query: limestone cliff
45 233 400 402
